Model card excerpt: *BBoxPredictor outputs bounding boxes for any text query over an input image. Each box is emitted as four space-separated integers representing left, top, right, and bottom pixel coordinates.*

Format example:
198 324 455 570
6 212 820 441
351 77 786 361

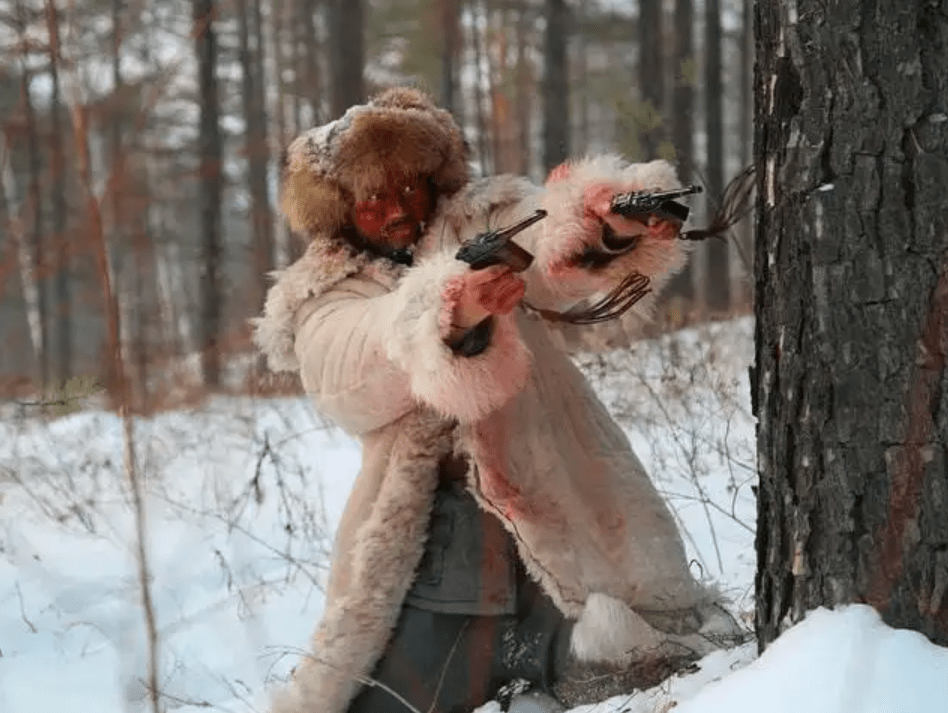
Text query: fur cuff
535 155 688 309
569 593 665 665
386 251 532 423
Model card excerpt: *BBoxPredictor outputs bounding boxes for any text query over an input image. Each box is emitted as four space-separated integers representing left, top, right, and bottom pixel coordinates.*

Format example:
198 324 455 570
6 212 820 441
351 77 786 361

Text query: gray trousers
347 479 571 713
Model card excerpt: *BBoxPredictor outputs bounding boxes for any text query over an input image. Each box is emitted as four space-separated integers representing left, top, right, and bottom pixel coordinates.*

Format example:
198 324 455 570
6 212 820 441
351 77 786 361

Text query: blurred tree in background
0 0 755 408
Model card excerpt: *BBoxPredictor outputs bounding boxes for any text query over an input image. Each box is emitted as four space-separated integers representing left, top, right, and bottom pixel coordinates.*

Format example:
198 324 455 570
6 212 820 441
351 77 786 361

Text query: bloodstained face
352 174 434 251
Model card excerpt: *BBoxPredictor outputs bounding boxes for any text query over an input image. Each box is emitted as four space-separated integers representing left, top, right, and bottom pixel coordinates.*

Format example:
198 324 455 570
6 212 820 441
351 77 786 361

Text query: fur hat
280 87 470 239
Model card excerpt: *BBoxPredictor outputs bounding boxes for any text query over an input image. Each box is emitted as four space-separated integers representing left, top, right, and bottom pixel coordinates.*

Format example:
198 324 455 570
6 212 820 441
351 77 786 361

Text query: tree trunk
468 0 491 175
541 0 569 173
146 152 183 356
753 0 948 650
573 18 588 157
71 91 161 710
299 0 323 127
736 0 753 308
274 0 293 268
638 0 664 160
110 0 136 406
46 0 71 385
238 0 274 313
194 0 223 388
274 0 291 139
439 0 460 116
284 0 302 135
514 2 532 177
1 132 41 377
328 0 364 118
704 0 729 313
254 0 274 291
22 69 48 391
484 1 506 173
665 0 695 307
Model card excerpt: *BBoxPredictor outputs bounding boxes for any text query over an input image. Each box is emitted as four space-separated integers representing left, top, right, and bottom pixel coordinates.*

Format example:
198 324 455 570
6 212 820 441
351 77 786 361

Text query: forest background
0 0 753 406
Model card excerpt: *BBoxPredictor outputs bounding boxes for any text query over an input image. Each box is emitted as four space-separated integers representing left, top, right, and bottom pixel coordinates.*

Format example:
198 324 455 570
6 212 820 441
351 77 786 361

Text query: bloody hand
451 265 526 331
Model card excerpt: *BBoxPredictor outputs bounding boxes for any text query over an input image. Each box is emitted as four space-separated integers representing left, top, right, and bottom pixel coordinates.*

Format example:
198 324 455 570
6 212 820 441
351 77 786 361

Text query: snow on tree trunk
753 0 948 649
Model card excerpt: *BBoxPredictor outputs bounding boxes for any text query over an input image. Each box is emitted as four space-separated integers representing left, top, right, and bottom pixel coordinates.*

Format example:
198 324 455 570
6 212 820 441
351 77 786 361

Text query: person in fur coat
253 87 740 713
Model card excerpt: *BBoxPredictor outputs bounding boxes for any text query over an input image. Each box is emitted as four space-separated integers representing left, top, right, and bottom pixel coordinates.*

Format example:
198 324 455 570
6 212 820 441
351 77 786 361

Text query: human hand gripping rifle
453 166 755 325
539 184 708 324
560 167 756 324
454 209 547 272
453 207 648 325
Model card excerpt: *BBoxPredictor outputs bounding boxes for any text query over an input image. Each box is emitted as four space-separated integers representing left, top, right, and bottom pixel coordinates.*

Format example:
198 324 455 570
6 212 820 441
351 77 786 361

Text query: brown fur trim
280 86 469 241
282 171 350 236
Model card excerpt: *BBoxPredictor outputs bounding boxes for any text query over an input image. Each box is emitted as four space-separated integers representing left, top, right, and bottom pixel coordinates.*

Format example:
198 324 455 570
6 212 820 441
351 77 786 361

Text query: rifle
610 184 703 224
455 209 547 271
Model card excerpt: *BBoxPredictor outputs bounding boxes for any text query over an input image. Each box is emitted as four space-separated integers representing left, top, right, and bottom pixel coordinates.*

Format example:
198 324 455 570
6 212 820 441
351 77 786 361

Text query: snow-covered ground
2 317 946 712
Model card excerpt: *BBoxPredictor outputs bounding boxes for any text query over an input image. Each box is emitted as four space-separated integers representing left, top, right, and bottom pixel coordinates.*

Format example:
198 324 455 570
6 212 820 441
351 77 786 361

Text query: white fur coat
254 157 711 713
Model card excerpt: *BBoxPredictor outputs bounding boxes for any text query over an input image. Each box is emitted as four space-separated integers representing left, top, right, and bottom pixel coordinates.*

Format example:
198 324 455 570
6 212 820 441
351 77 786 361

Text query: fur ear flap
282 167 350 237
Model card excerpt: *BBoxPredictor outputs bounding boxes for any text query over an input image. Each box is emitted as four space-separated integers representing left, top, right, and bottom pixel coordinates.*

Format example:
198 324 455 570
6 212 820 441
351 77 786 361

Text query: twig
634 372 725 573
658 489 753 533
123 326 161 713
60 16 162 710
266 646 425 713
150 490 326 590
15 582 37 633
426 620 468 713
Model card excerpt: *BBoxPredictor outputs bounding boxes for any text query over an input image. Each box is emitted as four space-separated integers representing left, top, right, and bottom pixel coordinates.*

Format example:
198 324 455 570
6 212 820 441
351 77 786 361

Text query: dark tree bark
298 0 324 126
22 69 47 391
237 0 274 313
11 0 47 391
328 0 364 118
753 0 948 649
541 0 569 173
280 0 308 265
671 0 693 183
193 0 223 388
110 0 137 405
438 0 460 116
0 116 36 385
46 0 70 385
514 2 532 176
638 0 664 160
704 0 729 312
665 0 695 304
737 0 753 307
273 0 291 137
468 0 490 175
109 0 151 409
573 17 588 156
484 0 505 173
